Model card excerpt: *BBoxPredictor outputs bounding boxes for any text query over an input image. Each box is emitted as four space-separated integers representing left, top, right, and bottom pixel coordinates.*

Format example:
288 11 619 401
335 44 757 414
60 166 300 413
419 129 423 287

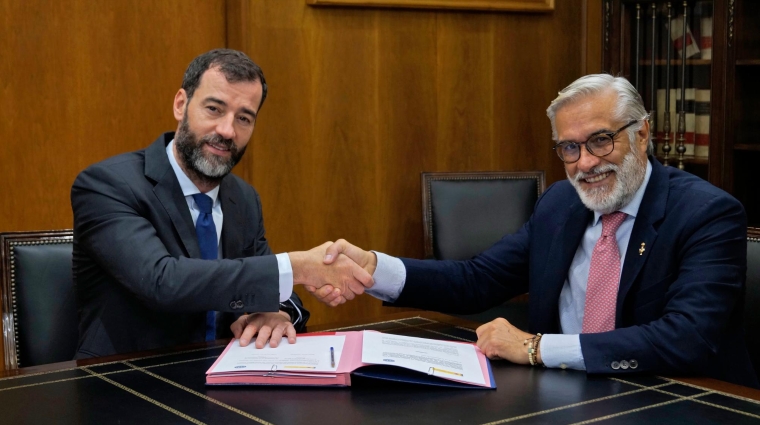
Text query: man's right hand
323 239 377 275
288 242 374 303
304 239 378 307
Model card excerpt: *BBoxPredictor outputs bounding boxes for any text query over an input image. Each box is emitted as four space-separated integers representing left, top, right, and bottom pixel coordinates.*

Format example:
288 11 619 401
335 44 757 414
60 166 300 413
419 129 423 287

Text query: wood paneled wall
0 0 227 231
230 0 587 326
1 0 595 371
0 0 227 371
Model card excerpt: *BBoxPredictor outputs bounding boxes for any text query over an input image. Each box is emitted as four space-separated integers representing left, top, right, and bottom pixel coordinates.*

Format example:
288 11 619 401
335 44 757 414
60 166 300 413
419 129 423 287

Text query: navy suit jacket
392 158 757 387
72 133 308 358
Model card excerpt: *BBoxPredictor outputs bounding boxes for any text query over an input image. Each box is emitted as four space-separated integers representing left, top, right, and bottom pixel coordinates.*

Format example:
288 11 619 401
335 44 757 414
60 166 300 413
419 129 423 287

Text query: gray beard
188 149 234 178
568 151 646 214
174 118 245 186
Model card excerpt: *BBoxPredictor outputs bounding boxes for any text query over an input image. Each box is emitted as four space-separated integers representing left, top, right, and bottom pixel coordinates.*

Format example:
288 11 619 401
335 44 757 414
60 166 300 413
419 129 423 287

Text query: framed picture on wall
306 0 554 12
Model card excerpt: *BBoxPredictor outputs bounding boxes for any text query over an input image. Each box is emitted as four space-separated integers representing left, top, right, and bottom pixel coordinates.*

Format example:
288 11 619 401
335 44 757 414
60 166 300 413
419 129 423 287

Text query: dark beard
174 116 247 187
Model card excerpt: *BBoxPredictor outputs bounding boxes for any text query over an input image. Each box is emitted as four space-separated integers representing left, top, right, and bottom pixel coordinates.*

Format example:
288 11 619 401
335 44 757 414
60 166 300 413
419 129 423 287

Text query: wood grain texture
0 0 226 232
238 0 584 326
0 0 227 372
583 0 603 74
306 0 554 12
0 0 591 369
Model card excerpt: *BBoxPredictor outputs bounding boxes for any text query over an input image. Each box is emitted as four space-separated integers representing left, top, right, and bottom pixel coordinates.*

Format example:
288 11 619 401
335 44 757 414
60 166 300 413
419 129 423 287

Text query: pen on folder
330 347 335 368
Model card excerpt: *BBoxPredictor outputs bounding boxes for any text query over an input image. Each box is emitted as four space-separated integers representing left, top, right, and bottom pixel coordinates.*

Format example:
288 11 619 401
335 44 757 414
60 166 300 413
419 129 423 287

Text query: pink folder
205 331 495 389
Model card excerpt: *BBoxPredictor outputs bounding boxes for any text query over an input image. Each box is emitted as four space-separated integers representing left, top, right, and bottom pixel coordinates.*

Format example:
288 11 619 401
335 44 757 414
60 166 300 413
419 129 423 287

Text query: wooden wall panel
0 0 593 371
435 14 495 170
493 12 582 174
238 0 585 326
583 0 603 74
0 0 226 371
375 13 438 256
0 0 226 232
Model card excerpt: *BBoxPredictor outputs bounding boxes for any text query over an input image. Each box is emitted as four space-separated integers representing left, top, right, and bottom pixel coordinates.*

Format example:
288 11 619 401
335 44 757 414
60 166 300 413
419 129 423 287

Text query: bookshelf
603 0 760 229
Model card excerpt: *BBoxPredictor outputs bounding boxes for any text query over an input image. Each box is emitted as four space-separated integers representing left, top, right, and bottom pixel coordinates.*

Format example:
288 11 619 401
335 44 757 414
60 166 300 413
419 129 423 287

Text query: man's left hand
231 311 296 348
476 318 538 365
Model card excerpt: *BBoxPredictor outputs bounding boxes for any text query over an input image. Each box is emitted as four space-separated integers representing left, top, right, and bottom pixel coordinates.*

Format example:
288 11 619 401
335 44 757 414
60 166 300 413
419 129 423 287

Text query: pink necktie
582 211 627 333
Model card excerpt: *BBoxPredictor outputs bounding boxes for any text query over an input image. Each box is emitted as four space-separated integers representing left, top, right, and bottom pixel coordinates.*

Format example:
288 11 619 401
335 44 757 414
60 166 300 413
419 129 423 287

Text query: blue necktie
192 193 218 341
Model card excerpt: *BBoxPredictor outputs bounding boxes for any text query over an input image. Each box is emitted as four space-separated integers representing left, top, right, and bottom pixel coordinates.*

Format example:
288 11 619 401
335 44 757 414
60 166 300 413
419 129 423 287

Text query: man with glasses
309 74 757 387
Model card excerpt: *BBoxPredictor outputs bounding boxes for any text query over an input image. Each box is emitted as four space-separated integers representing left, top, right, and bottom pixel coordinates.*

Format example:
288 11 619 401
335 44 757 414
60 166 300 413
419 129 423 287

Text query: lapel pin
639 242 646 256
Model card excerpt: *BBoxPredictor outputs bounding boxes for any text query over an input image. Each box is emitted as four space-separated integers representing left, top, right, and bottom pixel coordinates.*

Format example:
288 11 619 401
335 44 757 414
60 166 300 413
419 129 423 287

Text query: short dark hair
181 49 268 109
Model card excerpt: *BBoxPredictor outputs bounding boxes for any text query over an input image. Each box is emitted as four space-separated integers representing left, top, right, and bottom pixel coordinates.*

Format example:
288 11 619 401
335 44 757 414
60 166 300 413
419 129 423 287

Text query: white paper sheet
210 335 346 373
360 331 485 385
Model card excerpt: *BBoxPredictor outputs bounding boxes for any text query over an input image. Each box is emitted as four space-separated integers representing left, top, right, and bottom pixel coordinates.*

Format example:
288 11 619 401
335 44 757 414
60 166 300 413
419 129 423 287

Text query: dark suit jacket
72 132 308 358
392 157 757 388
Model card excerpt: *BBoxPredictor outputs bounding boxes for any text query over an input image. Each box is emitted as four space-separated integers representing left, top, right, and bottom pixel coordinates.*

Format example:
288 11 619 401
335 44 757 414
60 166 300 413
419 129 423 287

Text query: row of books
655 88 710 159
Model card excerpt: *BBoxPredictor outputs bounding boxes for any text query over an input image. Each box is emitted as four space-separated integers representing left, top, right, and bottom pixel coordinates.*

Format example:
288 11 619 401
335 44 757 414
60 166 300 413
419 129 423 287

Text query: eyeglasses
552 119 640 164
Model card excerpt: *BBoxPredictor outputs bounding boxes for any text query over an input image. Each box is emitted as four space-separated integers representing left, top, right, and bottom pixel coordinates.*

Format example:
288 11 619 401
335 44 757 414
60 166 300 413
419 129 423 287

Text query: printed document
210 335 346 374
361 332 486 386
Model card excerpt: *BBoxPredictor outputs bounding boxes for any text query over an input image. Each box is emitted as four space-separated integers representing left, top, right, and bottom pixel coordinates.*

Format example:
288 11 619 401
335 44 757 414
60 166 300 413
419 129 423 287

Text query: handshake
233 239 376 348
288 239 377 307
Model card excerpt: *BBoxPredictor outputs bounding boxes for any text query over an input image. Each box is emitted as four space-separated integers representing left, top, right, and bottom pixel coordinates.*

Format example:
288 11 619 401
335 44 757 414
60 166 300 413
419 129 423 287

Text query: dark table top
3 312 760 424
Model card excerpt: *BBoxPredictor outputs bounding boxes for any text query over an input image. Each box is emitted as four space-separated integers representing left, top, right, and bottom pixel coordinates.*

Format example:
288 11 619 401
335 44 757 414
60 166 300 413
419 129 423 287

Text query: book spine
700 17 713 60
671 16 701 59
695 89 711 158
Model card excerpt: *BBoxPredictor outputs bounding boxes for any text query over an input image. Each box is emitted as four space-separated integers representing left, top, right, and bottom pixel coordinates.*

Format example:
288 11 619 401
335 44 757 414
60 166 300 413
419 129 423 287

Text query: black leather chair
1 230 77 369
745 232 760 383
421 171 545 326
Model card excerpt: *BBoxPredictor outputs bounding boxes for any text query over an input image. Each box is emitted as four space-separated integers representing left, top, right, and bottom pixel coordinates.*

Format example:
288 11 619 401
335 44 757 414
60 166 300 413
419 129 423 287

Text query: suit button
611 361 620 370
620 360 629 369
630 359 638 369
230 301 237 309
235 300 244 309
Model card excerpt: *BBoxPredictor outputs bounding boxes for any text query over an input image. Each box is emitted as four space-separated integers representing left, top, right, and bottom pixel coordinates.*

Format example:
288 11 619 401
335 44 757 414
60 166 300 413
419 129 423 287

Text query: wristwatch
279 302 299 325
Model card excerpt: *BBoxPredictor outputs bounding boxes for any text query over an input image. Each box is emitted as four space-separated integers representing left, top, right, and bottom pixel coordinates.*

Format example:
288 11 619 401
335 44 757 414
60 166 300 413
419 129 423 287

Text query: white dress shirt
166 140 295 304
368 160 652 370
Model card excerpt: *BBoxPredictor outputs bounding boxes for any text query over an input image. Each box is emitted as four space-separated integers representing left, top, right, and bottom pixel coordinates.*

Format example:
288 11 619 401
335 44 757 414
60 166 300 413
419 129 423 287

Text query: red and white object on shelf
671 16 701 59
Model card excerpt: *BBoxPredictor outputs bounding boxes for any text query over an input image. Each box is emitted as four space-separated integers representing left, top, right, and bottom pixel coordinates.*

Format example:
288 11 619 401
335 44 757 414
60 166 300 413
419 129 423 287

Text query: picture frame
306 0 554 13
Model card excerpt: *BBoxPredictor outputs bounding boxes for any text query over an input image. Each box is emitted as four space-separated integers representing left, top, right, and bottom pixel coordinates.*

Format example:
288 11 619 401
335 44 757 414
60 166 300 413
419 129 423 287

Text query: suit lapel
616 157 668 323
537 196 592 331
220 176 244 259
144 133 200 258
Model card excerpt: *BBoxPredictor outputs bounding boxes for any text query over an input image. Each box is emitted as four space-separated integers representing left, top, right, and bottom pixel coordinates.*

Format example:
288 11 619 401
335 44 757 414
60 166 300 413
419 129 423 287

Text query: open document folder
206 330 496 389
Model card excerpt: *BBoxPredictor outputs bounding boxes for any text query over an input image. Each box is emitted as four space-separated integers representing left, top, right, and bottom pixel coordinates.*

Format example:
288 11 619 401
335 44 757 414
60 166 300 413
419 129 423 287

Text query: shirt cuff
364 251 406 302
280 299 302 327
540 334 586 370
275 253 293 303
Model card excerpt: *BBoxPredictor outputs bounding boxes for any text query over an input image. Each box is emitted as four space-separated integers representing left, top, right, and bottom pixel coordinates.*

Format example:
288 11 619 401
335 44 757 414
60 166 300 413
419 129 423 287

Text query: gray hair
546 74 653 155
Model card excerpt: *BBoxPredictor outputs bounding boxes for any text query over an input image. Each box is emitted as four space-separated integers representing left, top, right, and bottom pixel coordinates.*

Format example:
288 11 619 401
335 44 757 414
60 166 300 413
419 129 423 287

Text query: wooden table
2 312 760 424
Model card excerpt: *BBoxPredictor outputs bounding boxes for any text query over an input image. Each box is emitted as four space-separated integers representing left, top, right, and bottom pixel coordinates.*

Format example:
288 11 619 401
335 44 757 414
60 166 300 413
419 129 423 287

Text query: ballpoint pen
330 346 335 368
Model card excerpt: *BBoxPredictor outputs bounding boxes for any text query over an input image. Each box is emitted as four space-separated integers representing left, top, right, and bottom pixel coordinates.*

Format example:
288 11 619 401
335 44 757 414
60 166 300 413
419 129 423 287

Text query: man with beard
311 74 757 387
71 49 371 358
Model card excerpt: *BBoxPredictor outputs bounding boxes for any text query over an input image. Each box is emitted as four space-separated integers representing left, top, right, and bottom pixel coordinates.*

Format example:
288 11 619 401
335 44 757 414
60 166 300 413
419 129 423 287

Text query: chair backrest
745 233 760 382
1 230 77 369
422 171 545 260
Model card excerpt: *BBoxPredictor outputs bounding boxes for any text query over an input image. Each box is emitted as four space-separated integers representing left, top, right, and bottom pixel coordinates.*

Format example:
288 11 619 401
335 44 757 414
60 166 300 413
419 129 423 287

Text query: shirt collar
166 140 220 204
592 158 652 225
